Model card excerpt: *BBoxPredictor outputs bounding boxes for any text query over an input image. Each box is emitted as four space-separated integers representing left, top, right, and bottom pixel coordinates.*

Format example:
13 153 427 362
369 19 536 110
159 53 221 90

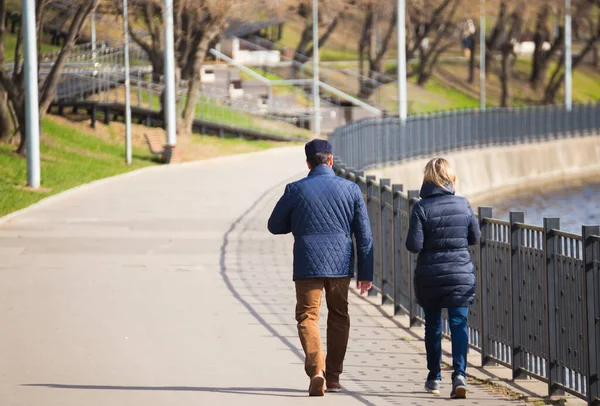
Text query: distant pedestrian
268 139 374 396
405 158 481 399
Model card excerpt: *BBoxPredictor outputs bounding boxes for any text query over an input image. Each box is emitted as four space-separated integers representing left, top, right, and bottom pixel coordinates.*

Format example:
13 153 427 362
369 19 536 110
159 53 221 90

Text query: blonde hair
423 158 457 188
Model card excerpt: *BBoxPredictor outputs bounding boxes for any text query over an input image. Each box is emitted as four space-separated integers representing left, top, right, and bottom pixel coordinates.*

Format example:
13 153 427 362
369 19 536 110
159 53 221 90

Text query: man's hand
358 281 373 295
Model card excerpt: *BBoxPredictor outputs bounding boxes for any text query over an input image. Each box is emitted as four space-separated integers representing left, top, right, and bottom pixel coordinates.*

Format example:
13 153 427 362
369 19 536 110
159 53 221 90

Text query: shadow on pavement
22 384 307 398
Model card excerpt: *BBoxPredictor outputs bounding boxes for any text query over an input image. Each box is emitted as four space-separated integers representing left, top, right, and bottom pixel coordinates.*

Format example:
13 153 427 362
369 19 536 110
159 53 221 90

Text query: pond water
480 183 600 235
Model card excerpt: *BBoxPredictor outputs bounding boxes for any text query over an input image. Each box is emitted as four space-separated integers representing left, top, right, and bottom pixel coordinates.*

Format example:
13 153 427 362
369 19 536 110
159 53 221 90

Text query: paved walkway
0 147 525 405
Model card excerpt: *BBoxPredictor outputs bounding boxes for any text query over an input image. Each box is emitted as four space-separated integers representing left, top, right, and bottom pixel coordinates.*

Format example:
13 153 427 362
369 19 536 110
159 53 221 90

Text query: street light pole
23 0 40 188
91 9 96 63
313 0 320 136
565 0 572 111
163 0 177 146
397 0 407 121
123 0 132 164
480 0 486 110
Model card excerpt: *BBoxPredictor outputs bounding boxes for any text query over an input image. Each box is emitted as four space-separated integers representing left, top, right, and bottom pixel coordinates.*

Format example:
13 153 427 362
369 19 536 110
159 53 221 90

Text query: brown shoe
308 372 325 396
326 380 342 393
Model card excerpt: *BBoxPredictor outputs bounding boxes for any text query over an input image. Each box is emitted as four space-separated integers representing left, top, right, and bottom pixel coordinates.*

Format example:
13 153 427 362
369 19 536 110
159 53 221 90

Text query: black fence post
544 217 561 395
380 178 391 304
393 184 404 316
408 190 420 326
582 225 600 405
478 206 493 366
103 107 110 125
510 212 525 379
90 104 97 129
366 176 378 297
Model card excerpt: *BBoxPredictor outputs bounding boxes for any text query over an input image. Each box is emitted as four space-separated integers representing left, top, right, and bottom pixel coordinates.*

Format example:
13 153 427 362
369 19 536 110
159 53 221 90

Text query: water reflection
480 183 600 234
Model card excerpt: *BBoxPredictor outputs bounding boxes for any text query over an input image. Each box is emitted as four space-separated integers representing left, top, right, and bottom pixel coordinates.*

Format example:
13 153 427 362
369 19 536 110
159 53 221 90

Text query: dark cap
305 139 333 156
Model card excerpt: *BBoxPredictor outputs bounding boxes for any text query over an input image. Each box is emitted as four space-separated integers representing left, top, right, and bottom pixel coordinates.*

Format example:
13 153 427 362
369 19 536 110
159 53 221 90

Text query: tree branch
128 17 154 56
12 22 22 78
375 4 398 62
39 0 97 113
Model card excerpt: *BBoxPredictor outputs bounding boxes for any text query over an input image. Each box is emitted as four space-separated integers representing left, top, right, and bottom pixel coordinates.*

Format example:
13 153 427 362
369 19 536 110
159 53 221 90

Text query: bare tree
404 0 461 87
0 0 98 153
357 0 397 99
544 0 600 103
127 0 255 137
290 0 352 77
530 4 563 90
496 3 523 107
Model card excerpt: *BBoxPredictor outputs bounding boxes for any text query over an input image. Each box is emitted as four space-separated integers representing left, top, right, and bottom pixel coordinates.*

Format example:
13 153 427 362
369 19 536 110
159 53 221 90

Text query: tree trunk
530 47 548 91
180 32 216 137
38 0 97 116
151 55 165 83
544 74 563 104
0 90 11 142
357 9 371 99
14 99 26 155
416 49 430 86
178 73 200 138
499 50 512 107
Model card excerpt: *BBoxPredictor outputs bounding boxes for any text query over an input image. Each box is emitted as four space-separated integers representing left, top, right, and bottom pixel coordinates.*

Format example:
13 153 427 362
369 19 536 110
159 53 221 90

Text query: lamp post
123 0 132 164
23 0 40 188
565 0 572 111
163 0 177 146
91 9 96 63
480 0 486 110
397 0 407 121
313 0 320 136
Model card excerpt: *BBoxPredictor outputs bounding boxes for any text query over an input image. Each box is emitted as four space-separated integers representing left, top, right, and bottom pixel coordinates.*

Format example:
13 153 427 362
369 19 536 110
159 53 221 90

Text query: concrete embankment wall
367 135 600 206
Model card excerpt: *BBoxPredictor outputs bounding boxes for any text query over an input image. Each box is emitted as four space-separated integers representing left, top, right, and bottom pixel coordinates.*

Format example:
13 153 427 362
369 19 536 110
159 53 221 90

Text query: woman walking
406 158 481 399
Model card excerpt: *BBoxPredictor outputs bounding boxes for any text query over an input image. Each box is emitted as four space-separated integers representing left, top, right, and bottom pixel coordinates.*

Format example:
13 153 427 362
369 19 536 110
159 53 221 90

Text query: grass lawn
0 117 155 217
417 76 480 112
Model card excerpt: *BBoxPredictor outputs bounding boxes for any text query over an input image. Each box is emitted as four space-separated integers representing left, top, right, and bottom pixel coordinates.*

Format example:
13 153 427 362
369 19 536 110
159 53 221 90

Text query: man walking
268 140 374 396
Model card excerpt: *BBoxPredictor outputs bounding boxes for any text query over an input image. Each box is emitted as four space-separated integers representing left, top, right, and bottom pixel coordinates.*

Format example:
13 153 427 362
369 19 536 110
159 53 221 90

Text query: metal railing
239 36 391 108
52 69 313 140
329 103 600 171
334 164 600 405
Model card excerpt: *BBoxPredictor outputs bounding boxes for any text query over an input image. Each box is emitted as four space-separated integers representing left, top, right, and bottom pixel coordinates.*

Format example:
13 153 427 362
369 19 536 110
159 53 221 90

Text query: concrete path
0 147 525 405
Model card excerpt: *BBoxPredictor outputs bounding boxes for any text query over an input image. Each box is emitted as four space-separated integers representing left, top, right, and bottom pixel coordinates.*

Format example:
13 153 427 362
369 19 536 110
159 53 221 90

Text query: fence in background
330 103 600 171
334 164 600 405
52 69 313 140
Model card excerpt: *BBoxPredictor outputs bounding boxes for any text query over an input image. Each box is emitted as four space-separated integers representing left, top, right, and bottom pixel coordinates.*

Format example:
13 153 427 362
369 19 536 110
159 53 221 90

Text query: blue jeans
423 307 469 381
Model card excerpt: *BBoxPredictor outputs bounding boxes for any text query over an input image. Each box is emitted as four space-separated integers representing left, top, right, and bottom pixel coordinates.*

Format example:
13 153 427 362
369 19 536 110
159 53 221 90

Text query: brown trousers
295 277 351 382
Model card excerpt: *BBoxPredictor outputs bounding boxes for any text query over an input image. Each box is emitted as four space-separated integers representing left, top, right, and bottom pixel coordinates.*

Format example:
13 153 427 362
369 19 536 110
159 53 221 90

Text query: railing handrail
330 102 600 171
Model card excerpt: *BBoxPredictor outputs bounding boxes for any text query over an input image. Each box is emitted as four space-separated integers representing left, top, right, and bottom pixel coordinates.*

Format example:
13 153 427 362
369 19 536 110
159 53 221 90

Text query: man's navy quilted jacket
268 164 374 281
405 182 481 309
